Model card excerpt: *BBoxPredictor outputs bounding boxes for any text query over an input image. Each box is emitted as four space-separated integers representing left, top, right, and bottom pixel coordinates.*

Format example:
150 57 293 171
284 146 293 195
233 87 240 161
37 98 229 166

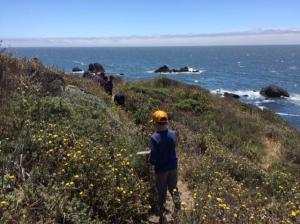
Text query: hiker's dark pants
155 169 180 215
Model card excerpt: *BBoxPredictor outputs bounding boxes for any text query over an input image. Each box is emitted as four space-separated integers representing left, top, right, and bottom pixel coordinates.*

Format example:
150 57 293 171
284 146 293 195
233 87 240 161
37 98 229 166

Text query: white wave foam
289 66 297 70
158 70 205 75
257 106 266 110
146 70 154 73
73 60 86 66
276 112 300 117
262 99 276 103
70 71 84 77
237 62 245 68
288 94 300 106
211 88 262 100
211 89 300 107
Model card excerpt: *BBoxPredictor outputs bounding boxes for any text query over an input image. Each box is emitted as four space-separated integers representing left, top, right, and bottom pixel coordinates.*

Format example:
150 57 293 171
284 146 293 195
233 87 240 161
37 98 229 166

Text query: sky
1 0 300 46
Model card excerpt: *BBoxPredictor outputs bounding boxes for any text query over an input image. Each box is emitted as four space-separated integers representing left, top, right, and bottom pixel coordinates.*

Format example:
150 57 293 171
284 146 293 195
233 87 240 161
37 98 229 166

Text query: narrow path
148 179 194 224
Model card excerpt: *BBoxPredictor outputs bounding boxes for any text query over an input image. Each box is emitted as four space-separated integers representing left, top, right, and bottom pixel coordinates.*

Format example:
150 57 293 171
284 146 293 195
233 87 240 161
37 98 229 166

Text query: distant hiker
83 71 91 78
101 76 108 87
93 73 101 83
149 110 181 219
104 75 114 95
99 73 106 86
114 92 125 106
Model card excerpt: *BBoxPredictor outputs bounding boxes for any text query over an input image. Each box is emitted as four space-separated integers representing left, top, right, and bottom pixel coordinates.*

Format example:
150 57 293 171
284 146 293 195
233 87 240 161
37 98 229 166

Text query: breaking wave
276 112 300 117
211 89 300 107
72 60 87 66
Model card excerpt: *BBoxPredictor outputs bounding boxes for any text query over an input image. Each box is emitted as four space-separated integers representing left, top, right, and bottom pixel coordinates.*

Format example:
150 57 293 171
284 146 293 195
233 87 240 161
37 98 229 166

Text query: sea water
8 46 300 131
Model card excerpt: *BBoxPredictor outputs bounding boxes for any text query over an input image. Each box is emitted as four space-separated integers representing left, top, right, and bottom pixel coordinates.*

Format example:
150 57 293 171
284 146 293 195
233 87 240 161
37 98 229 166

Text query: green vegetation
1 54 300 223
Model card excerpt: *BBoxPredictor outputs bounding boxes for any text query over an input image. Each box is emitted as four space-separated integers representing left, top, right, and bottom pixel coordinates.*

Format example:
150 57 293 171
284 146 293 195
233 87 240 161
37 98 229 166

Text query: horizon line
5 44 300 49
2 28 300 47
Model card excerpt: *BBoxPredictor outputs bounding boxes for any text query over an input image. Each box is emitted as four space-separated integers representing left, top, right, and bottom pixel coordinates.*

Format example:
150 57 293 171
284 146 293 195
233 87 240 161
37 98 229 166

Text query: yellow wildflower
291 210 297 217
193 193 197 199
216 197 222 202
7 175 16 181
0 200 9 206
181 201 187 207
65 181 75 187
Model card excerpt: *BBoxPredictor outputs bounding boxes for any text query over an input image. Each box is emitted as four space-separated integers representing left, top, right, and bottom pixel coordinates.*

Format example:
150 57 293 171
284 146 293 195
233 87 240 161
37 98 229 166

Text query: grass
1 54 300 223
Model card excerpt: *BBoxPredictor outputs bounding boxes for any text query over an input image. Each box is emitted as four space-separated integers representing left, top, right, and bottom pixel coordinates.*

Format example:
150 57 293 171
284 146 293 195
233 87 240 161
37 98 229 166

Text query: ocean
7 46 300 131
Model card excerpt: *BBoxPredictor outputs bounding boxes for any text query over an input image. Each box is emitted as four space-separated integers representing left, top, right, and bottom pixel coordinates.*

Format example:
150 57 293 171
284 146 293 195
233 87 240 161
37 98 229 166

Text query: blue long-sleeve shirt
149 129 178 173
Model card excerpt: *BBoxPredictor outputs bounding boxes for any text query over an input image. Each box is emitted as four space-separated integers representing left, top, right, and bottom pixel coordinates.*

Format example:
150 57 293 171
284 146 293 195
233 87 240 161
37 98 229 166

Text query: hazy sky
1 0 300 46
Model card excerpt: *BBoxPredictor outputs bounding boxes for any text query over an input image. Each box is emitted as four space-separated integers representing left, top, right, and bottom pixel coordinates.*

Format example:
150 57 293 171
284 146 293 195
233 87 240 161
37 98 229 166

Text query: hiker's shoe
174 202 181 211
159 214 167 224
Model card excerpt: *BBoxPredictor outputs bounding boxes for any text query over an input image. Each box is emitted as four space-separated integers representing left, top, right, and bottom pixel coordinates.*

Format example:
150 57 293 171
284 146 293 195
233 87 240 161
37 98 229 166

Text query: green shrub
175 98 203 112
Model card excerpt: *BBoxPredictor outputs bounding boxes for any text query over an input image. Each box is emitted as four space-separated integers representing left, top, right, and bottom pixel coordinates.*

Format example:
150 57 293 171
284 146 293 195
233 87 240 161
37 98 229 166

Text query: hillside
0 54 299 223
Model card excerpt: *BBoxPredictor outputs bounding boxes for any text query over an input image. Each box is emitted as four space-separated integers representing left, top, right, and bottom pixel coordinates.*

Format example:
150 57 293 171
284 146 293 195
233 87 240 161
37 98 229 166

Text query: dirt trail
261 138 282 170
148 179 194 224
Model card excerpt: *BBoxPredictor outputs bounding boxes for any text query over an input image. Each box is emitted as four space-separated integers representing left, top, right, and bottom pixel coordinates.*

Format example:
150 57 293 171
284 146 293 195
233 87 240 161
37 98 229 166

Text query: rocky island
155 65 200 73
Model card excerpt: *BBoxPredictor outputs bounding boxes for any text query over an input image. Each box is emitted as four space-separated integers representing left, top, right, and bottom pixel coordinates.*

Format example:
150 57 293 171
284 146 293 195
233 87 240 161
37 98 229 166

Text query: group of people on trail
85 66 180 222
87 72 114 96
83 69 127 107
149 110 181 222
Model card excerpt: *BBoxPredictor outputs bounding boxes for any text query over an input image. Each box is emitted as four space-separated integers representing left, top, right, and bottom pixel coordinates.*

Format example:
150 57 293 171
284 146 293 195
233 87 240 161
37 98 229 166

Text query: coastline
6 46 300 131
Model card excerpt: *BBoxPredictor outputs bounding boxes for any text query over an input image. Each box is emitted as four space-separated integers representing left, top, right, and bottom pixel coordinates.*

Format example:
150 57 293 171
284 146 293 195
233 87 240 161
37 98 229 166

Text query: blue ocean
8 46 300 131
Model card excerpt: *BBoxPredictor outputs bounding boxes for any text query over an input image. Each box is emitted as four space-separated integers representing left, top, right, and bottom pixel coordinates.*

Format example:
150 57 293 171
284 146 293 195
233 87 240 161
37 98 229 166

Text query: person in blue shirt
149 110 181 218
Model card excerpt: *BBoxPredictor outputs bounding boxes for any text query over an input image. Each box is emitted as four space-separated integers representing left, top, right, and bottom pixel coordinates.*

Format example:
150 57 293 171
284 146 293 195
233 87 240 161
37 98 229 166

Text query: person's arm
149 138 157 165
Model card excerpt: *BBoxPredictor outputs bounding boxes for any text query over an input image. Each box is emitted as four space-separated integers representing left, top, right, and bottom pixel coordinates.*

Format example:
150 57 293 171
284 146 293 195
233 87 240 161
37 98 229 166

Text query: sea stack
260 85 290 98
72 67 83 72
88 63 106 74
154 65 172 73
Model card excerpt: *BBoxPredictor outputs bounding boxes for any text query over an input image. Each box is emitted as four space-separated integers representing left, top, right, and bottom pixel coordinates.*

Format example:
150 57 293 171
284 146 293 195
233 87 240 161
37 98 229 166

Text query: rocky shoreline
217 85 290 100
154 65 200 73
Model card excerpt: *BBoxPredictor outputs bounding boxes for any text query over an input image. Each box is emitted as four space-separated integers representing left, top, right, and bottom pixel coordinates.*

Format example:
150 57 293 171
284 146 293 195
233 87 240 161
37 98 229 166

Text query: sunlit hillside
0 54 299 223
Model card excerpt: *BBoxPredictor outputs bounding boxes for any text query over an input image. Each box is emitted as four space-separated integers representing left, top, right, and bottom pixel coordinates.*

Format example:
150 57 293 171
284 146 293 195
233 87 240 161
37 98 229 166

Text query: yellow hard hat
151 110 168 124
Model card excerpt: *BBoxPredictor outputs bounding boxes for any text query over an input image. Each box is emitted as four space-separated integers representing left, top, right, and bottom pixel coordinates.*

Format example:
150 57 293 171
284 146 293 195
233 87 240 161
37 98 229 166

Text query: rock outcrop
72 67 83 72
224 92 240 99
173 66 199 73
88 63 105 74
155 65 199 73
260 85 289 98
155 65 172 73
